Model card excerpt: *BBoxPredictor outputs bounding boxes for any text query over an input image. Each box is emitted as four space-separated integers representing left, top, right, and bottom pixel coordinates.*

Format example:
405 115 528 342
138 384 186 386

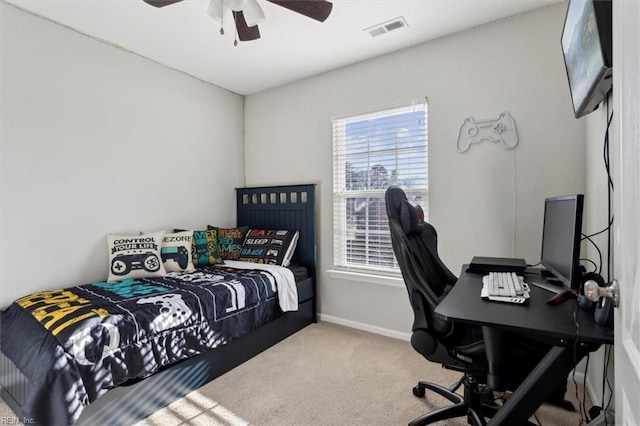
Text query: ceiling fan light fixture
206 0 225 22
225 0 249 11
240 1 265 27
207 0 264 26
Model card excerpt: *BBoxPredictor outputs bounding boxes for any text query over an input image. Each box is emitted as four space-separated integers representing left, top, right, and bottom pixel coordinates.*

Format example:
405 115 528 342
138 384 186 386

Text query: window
332 101 428 276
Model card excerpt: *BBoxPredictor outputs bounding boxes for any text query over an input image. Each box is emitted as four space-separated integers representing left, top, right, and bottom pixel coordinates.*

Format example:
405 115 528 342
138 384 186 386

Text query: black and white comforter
0 263 297 425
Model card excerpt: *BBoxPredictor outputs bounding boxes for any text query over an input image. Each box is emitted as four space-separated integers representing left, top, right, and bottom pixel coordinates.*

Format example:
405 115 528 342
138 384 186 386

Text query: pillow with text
208 225 249 261
238 229 299 267
107 232 167 282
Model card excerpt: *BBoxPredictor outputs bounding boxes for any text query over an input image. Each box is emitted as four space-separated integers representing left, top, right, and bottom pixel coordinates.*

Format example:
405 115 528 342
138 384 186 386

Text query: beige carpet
131 322 590 426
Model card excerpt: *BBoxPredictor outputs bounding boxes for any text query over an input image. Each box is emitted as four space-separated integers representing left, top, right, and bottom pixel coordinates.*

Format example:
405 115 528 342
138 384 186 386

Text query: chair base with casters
409 373 499 426
409 371 573 426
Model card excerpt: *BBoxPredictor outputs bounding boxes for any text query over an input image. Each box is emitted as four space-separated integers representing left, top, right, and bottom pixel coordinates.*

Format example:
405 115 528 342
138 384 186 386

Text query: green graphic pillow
192 228 223 267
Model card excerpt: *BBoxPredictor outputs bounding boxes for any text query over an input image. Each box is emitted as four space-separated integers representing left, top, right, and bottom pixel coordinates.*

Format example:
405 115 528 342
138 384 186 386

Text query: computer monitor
540 194 584 290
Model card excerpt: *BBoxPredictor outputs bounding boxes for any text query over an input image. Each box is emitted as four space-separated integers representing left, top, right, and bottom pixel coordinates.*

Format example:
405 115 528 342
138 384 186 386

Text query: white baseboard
583 368 610 409
571 369 585 384
318 314 411 342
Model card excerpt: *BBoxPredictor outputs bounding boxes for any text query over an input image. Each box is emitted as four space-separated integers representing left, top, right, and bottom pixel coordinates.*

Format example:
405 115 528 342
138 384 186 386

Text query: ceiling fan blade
233 11 261 41
142 0 184 8
267 0 333 22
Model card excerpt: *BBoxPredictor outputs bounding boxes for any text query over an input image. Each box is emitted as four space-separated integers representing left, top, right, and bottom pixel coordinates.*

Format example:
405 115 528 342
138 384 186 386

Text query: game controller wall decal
456 112 518 153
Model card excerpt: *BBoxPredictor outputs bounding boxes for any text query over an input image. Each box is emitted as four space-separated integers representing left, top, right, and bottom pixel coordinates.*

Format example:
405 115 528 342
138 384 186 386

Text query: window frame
331 101 429 278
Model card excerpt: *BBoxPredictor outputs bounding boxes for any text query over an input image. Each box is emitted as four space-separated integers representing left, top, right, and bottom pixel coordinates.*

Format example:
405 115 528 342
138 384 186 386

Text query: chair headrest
401 200 425 235
385 186 425 235
385 186 407 221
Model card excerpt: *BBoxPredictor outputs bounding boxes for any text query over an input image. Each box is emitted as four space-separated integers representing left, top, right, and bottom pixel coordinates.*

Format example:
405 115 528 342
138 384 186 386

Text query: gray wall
0 3 245 307
1 2 592 339
244 3 586 338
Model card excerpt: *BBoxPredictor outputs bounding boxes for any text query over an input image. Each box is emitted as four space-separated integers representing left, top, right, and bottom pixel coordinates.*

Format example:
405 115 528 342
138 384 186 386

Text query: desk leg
481 327 507 392
488 344 593 425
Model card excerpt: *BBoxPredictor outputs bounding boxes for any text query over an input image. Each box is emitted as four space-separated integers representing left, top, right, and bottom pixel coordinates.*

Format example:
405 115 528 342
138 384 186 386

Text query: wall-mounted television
561 0 612 119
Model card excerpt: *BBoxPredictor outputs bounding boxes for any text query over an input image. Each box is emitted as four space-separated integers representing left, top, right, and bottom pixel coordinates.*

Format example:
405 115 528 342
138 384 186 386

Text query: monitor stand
521 268 566 293
546 277 564 286
523 268 564 284
538 269 565 286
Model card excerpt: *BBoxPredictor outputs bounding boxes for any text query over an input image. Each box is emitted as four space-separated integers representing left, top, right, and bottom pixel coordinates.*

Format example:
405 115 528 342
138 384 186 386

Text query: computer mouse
546 289 577 305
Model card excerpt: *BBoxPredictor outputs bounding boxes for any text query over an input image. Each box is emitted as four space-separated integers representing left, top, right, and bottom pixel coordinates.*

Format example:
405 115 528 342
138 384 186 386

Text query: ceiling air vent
364 17 408 38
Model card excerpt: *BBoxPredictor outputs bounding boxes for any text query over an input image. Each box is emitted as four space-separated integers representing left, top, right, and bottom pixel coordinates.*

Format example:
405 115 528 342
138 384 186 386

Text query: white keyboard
488 272 523 296
481 272 530 304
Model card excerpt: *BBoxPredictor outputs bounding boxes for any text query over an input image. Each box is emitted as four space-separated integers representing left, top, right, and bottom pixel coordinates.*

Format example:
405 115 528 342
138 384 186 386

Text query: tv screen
561 0 612 118
540 194 584 290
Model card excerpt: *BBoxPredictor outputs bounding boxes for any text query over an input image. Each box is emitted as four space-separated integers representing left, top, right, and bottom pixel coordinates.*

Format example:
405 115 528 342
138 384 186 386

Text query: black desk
434 267 614 424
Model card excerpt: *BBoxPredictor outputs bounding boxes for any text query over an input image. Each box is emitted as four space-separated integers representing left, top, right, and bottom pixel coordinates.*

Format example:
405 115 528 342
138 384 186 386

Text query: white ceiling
6 0 561 95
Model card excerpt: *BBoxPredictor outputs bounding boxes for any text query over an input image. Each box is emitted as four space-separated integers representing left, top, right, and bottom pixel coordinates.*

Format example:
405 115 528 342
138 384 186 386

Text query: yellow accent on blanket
16 289 109 335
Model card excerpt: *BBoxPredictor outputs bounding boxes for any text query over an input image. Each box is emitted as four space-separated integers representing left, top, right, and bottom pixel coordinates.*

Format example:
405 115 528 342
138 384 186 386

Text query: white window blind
332 101 428 276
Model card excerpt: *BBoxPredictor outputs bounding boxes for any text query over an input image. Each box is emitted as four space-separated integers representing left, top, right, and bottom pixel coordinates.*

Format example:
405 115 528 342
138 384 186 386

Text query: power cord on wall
604 96 614 284
580 215 614 276
602 95 614 425
571 95 615 426
603 345 614 412
512 148 517 257
582 95 615 426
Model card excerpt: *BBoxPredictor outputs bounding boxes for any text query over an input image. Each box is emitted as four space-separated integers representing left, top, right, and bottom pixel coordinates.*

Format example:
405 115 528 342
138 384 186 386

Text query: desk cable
601 345 613 424
570 299 590 425
570 299 614 426
488 390 540 425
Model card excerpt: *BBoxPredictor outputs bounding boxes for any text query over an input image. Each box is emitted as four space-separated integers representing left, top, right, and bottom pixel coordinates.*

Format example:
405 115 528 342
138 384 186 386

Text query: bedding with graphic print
0 264 296 426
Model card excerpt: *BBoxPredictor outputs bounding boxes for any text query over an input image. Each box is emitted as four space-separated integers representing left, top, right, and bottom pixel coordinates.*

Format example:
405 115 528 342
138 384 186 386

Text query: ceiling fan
143 0 333 43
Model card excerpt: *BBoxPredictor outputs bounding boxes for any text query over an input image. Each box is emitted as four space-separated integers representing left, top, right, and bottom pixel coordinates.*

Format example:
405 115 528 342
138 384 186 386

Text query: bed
0 184 316 426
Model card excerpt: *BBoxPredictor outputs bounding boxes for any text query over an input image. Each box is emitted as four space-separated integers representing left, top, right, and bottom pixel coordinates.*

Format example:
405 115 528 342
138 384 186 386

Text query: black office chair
385 186 568 426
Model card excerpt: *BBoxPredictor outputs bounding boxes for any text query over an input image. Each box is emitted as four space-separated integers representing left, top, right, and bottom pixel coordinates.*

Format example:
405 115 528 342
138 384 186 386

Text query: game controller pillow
208 225 249 261
160 230 196 272
107 232 167 282
192 228 224 267
238 229 299 267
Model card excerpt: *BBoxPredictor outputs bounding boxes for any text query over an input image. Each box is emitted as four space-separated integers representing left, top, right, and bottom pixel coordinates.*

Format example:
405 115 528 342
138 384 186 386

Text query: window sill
327 269 405 288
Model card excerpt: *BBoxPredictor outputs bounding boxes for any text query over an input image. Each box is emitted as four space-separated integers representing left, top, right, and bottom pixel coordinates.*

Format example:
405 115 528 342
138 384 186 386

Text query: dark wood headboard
236 184 316 277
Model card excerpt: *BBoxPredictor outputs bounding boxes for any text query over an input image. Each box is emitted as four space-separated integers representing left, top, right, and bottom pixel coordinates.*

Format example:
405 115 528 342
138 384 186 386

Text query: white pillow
107 232 167 282
160 230 195 272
